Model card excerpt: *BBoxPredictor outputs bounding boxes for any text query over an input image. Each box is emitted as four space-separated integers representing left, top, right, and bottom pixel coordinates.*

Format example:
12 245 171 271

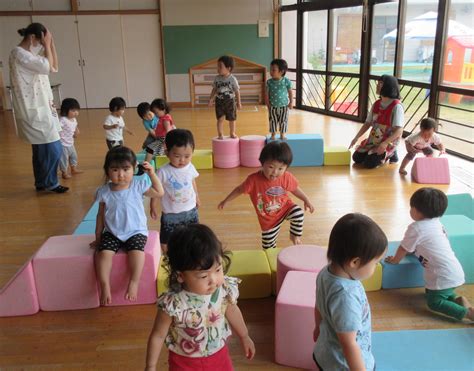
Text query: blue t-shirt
143 116 158 131
313 266 374 371
95 178 150 241
266 76 292 107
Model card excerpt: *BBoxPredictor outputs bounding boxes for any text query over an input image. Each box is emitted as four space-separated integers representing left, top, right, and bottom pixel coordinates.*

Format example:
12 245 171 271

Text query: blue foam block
381 241 424 289
373 328 474 371
83 202 99 221
266 134 324 166
73 220 96 235
446 193 474 220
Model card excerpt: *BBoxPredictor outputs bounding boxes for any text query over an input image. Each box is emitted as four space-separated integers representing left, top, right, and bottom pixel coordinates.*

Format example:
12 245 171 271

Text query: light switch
258 20 270 38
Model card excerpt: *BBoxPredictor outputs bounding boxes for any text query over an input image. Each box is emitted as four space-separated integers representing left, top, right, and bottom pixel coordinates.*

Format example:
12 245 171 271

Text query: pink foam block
275 271 319 370
212 137 240 168
33 235 100 311
411 157 450 184
0 260 39 317
239 135 266 167
276 245 327 294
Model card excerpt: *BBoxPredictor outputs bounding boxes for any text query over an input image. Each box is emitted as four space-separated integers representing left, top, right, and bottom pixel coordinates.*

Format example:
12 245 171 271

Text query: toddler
90 146 164 305
218 141 314 249
208 55 241 139
58 98 83 179
145 224 255 370
313 213 387 371
385 188 473 321
137 102 158 149
103 97 133 149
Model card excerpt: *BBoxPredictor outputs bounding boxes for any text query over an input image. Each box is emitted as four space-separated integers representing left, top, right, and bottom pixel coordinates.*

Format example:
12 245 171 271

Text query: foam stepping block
73 220 96 235
267 134 324 166
239 135 266 167
212 137 240 168
324 146 351 165
154 149 213 170
0 260 39 317
361 263 382 292
227 250 271 299
157 257 168 295
83 201 99 221
275 271 318 370
381 241 424 289
276 245 327 294
411 157 450 184
264 247 282 295
446 193 474 220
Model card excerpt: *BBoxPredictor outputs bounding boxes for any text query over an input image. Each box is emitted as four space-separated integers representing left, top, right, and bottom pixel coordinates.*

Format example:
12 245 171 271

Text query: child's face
217 61 231 76
107 161 134 187
270 64 284 79
347 251 386 281
143 110 154 121
167 145 193 168
112 108 125 117
68 109 79 119
178 261 225 295
152 107 166 117
262 160 288 181
409 206 425 221
421 128 435 141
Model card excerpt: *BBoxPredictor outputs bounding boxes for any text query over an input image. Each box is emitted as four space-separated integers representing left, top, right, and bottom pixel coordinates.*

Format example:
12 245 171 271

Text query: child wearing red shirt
145 98 176 163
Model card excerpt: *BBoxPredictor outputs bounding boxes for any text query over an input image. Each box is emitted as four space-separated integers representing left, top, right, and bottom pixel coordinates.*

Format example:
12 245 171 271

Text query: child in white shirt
103 97 133 149
59 98 83 179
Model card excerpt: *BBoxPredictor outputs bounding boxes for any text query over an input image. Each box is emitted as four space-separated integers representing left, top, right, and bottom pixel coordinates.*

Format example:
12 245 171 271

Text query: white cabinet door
77 0 120 11
121 14 164 106
32 0 71 11
0 0 32 11
77 15 127 108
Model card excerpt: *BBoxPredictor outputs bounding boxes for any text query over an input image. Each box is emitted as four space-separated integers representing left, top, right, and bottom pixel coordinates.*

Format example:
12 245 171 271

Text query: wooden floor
0 106 472 370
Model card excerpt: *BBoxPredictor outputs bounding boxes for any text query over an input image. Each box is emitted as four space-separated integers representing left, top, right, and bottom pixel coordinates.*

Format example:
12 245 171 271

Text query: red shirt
242 171 298 230
155 114 175 138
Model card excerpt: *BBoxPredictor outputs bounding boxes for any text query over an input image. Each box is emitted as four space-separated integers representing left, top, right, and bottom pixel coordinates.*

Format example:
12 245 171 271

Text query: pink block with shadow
239 135 266 167
212 136 240 168
411 157 450 184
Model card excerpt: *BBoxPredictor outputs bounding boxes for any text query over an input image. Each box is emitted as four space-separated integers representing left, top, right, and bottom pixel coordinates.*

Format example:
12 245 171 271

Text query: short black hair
379 75 401 99
259 141 293 166
165 128 195 151
410 188 447 219
150 98 170 114
60 98 80 117
137 102 151 119
271 58 289 76
109 97 126 112
103 146 137 178
420 117 438 132
218 55 235 71
18 23 46 39
327 213 387 266
165 224 231 292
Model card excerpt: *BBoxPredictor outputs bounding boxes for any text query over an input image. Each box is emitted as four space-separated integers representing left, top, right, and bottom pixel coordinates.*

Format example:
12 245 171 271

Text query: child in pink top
145 98 176 163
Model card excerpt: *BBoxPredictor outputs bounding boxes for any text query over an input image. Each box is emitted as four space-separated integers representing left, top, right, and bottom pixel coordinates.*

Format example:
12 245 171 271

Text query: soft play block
227 250 271 299
0 260 39 317
275 271 317 370
33 235 100 311
267 134 324 167
212 137 240 168
323 146 351 165
83 201 99 221
411 157 450 184
154 149 213 170
240 135 266 167
264 248 282 296
446 193 474 220
381 241 424 289
157 257 168 295
441 215 474 283
73 220 96 235
361 263 382 292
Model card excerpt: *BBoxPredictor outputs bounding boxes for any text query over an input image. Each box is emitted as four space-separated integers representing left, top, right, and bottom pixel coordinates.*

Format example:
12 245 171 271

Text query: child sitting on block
385 188 473 321
218 141 314 249
137 102 158 150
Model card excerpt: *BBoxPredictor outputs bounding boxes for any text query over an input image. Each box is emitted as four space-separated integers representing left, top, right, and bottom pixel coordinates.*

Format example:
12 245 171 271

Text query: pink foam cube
239 135 266 167
411 157 450 184
212 136 240 168
275 271 319 370
276 245 327 294
0 260 39 317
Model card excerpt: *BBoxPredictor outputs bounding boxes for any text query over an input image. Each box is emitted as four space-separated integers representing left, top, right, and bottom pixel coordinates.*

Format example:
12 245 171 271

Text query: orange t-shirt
242 171 298 231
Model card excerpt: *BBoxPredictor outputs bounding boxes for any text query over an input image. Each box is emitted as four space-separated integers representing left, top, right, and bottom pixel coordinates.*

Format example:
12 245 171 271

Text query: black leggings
352 150 385 169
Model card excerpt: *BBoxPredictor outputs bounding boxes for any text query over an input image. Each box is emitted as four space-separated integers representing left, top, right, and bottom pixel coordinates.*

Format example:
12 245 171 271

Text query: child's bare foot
125 279 139 302
290 234 302 245
280 134 287 140
465 307 474 321
99 283 112 306
61 172 71 179
71 167 84 175
217 135 224 140
270 134 276 140
399 168 407 175
455 296 472 308
230 133 238 139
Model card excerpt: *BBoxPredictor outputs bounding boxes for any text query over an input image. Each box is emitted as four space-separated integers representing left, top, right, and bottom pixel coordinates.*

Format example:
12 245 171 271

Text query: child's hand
384 256 397 264
150 206 158 220
305 201 315 213
141 161 155 175
288 102 294 109
237 102 242 110
196 196 201 209
208 99 214 107
217 200 226 210
89 240 99 250
439 149 446 156
240 335 255 360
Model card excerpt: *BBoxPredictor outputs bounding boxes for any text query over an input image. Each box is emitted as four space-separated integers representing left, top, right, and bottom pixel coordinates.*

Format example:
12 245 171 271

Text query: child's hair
166 224 231 292
109 97 126 112
18 23 46 39
218 55 235 71
165 128 195 151
271 58 289 76
379 75 401 99
137 102 151 119
410 187 447 219
327 213 387 267
150 98 171 114
259 141 293 166
103 146 137 177
60 98 80 117
420 117 438 132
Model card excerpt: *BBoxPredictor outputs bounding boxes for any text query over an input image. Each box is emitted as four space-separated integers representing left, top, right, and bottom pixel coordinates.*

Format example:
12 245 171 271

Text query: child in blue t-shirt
137 102 158 149
313 213 387 371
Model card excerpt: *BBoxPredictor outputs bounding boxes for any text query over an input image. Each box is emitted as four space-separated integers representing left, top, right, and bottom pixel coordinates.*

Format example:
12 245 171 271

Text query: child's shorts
106 140 123 150
160 207 199 244
97 231 147 252
168 344 232 371
142 134 156 149
146 137 166 156
405 143 434 160
215 97 237 121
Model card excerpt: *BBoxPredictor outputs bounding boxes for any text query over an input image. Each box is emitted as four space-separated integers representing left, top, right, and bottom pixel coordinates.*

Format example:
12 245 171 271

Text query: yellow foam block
154 149 213 170
324 146 351 165
156 257 169 295
362 263 382 292
264 248 282 296
227 250 272 299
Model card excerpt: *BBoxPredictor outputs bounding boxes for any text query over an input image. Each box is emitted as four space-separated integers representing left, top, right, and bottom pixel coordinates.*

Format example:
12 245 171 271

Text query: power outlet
258 20 270 38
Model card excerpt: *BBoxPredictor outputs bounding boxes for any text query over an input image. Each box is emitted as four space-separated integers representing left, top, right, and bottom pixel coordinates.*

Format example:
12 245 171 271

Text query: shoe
48 185 69 193
389 151 399 164
35 186 45 191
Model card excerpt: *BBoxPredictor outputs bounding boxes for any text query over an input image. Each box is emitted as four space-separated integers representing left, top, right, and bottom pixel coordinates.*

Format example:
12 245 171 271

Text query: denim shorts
160 207 199 244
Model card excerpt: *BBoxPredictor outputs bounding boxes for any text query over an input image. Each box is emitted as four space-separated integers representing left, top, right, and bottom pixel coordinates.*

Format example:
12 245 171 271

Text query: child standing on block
399 118 446 175
218 141 314 249
103 97 133 149
208 55 241 139
58 98 83 179
150 129 200 253
145 98 176 163
266 58 293 140
145 224 255 370
137 102 158 149
313 213 387 371
385 188 473 321
90 146 164 305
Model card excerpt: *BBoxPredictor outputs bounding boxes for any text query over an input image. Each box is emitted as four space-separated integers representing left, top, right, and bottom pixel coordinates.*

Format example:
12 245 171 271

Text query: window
281 10 297 69
371 2 398 76
303 10 328 70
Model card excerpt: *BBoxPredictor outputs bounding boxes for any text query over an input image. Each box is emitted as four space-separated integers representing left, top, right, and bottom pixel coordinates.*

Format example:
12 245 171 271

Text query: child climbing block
361 263 382 292
264 248 282 295
212 137 240 168
381 241 424 289
240 135 266 167
73 220 96 235
446 193 474 220
157 257 168 295
411 157 450 184
154 149 213 170
0 260 39 317
227 250 271 299
83 201 99 221
267 134 324 167
324 146 351 165
32 235 100 311
275 271 317 370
